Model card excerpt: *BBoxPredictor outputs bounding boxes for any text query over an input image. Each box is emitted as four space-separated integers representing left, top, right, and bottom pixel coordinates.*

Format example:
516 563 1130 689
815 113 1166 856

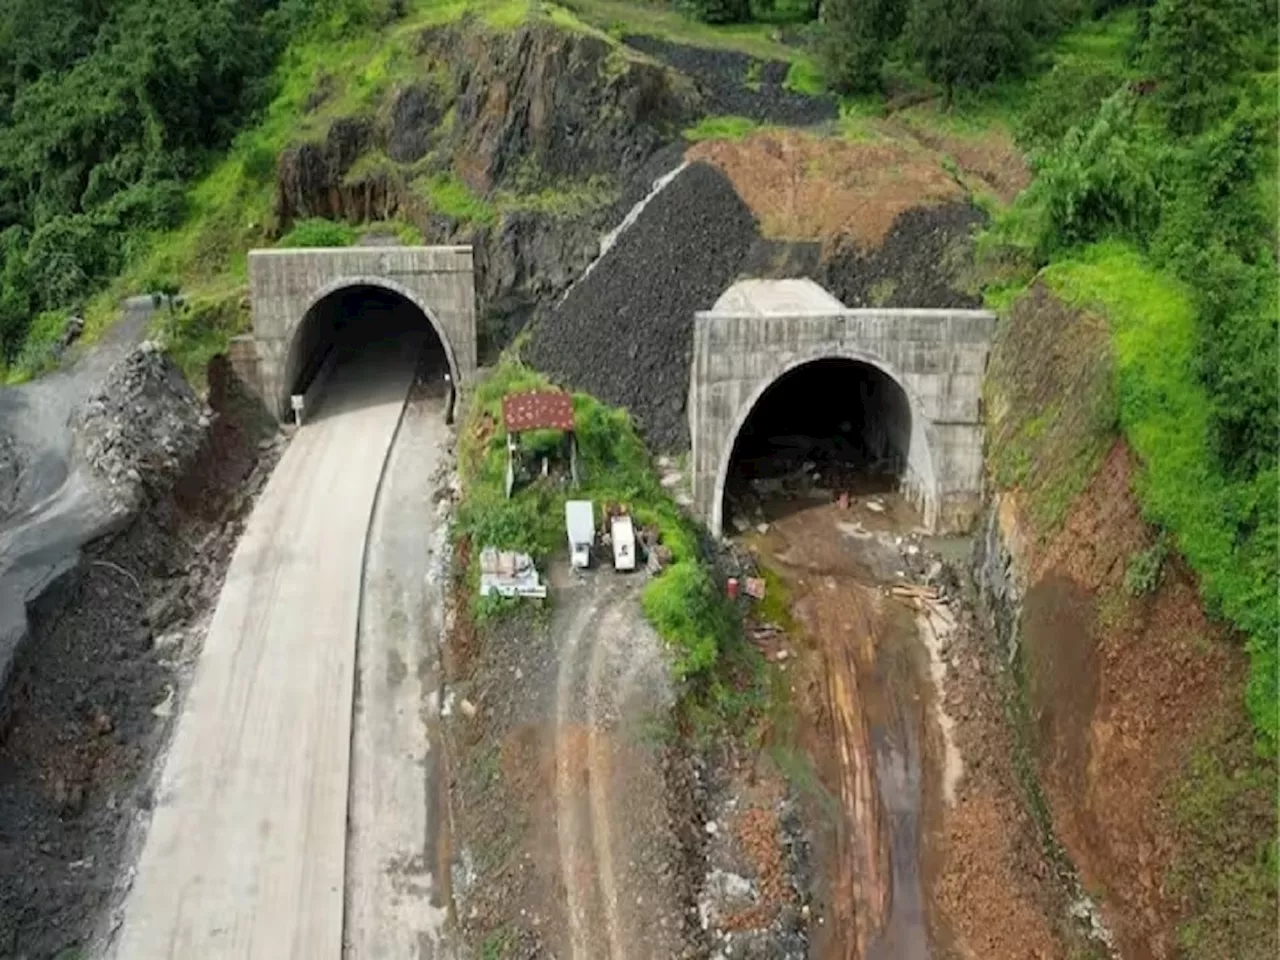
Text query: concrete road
115 335 424 959
344 386 454 958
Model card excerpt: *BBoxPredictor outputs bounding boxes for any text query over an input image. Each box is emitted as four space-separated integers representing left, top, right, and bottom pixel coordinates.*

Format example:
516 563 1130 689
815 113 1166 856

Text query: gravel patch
622 35 836 127
821 202 986 309
524 162 759 451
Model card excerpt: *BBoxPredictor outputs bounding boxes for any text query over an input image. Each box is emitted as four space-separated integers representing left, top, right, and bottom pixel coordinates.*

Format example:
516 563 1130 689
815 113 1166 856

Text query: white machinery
611 514 636 572
565 500 595 569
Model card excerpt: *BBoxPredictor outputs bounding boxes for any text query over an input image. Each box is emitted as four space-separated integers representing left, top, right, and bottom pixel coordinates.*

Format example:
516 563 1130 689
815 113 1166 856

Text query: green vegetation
415 172 499 225
277 218 359 248
454 357 743 685
1123 533 1168 596
684 115 762 141
984 0 1278 750
1039 246 1277 747
1168 719 1279 958
0 0 417 364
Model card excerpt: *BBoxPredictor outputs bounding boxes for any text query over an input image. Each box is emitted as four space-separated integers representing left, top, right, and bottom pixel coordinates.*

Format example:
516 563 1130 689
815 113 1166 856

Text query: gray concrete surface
688 282 995 536
242 246 477 419
0 298 153 689
113 334 424 959
344 385 454 959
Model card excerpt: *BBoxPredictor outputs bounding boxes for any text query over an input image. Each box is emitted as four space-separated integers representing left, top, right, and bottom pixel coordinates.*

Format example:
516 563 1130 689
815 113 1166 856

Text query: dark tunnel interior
724 358 913 528
284 285 450 413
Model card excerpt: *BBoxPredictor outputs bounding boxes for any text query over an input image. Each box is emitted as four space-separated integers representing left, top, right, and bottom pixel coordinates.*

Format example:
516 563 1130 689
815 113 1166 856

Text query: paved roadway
115 334 425 958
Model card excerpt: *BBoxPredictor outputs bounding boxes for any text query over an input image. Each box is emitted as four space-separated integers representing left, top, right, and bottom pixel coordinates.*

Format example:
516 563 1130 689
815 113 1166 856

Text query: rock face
425 21 693 194
273 18 698 355
73 343 211 511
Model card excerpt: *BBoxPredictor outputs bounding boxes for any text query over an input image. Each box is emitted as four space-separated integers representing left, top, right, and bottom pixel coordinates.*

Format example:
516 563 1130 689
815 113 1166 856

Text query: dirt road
113 335 423 958
552 575 682 960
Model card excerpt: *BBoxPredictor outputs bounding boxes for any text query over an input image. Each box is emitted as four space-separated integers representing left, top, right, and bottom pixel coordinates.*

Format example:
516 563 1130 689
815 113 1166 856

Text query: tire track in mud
554 583 615 960
586 601 629 960
553 578 677 960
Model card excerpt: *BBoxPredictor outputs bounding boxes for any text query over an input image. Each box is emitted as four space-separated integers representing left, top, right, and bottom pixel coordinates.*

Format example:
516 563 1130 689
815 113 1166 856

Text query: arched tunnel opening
283 284 453 422
723 358 916 533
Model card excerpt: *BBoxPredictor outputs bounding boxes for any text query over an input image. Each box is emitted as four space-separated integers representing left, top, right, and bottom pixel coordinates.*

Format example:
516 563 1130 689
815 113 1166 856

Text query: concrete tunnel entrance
283 284 454 422
722 357 916 532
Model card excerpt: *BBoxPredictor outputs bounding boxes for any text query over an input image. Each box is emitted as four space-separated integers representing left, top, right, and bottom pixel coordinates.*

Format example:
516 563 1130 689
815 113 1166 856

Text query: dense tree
682 0 753 24
904 0 1036 105
820 0 905 93
1146 0 1256 135
0 0 391 361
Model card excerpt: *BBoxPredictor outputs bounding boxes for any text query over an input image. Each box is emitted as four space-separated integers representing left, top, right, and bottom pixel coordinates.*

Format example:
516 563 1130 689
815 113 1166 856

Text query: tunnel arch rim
709 347 941 537
280 274 462 414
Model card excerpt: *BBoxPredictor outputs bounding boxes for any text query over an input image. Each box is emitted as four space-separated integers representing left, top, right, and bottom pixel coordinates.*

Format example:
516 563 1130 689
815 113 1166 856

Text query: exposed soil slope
980 283 1277 959
689 130 964 248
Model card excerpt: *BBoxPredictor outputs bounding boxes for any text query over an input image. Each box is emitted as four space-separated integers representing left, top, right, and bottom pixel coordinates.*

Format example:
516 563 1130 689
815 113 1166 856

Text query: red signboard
502 391 575 433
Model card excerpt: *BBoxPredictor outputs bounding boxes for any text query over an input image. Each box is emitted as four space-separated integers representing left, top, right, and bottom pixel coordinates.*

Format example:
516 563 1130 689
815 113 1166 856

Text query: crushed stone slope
524 162 758 451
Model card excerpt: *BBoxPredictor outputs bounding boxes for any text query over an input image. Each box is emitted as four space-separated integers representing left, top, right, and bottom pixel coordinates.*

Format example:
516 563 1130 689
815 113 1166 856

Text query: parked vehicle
565 500 594 569
611 514 636 572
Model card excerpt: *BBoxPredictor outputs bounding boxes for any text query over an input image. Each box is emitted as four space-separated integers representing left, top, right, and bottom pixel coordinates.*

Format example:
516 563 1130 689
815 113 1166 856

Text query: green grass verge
2 310 70 384
683 115 762 141
455 357 740 683
1041 241 1278 749
1167 718 1278 958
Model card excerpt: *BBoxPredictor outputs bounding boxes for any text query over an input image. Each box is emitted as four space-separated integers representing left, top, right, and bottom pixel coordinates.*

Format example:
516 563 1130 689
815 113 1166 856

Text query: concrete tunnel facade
234 246 478 419
688 280 996 536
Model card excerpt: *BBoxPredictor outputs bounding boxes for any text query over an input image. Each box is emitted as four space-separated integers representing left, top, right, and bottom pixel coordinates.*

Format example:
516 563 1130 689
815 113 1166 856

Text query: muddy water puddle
746 495 946 960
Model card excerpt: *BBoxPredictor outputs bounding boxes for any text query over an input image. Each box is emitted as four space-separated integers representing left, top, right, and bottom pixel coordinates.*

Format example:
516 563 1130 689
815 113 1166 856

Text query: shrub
1124 533 1168 596
1015 89 1163 260
276 217 358 248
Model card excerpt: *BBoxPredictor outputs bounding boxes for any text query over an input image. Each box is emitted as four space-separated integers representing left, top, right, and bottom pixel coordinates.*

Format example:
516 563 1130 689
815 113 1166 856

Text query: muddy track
552 577 680 960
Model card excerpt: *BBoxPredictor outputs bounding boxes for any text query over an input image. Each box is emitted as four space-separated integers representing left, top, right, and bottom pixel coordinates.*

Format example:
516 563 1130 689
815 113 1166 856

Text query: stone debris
525 163 759 451
73 342 211 511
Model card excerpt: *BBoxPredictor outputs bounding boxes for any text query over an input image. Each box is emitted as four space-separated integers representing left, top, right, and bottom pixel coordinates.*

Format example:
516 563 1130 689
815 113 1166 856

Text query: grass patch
1042 242 1278 748
277 218 358 248
153 292 251 389
683 115 761 142
454 356 741 686
1167 718 1278 958
415 171 498 225
560 0 804 61
2 310 71 384
784 57 825 96
494 175 619 219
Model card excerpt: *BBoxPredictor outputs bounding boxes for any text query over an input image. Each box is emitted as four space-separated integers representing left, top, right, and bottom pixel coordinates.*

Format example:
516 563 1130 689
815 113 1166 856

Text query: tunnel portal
240 246 477 421
284 284 451 418
723 358 914 531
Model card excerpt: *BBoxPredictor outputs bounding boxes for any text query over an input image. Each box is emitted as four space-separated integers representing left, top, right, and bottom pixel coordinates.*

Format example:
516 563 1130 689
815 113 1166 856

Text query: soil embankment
0 354 280 958
979 282 1277 958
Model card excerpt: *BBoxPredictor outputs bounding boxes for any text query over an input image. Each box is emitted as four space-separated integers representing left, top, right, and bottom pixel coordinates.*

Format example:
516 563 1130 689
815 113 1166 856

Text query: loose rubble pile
525 162 758 450
73 342 212 510
622 36 837 128
821 202 986 309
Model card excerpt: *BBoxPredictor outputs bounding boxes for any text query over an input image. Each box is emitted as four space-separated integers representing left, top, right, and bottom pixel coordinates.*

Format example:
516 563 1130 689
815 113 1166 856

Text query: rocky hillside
272 18 701 352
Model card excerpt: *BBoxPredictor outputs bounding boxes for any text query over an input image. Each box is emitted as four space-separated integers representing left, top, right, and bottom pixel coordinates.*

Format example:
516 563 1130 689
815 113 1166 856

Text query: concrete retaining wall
689 307 996 536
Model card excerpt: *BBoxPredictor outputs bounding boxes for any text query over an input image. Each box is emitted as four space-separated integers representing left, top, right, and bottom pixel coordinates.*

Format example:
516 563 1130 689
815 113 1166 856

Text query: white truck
610 514 636 572
565 500 595 569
